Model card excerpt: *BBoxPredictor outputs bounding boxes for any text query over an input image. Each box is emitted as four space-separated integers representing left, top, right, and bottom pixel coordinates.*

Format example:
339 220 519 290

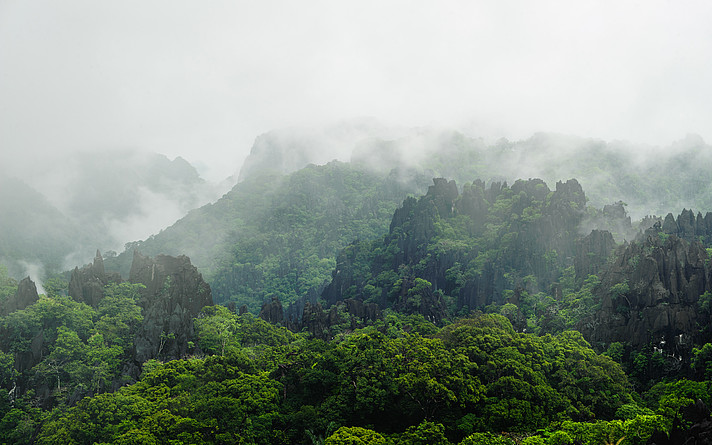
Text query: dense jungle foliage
3 152 712 443
106 162 431 313
0 287 698 445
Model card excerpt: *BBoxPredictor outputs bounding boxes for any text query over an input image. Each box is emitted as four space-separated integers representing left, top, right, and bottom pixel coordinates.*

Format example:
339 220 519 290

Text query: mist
2 1 712 280
0 149 222 281
2 1 712 181
17 260 46 295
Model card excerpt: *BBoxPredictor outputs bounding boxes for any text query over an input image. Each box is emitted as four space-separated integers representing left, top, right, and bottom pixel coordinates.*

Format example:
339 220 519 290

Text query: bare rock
1 276 39 315
259 297 284 324
68 250 121 307
129 251 213 363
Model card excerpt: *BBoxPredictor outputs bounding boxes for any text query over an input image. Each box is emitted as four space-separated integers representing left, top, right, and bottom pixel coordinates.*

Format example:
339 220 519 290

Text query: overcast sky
2 1 711 182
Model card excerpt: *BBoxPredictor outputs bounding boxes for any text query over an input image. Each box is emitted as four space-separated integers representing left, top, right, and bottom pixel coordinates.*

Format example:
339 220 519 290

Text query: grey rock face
259 297 284 325
68 250 121 307
1 276 39 316
583 231 710 361
129 251 213 363
574 230 616 281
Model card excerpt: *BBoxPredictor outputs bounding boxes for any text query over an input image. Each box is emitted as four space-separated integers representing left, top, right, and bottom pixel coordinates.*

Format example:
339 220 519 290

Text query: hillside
102 130 712 315
0 177 82 277
3 170 712 442
240 126 712 219
4 129 712 443
106 161 432 312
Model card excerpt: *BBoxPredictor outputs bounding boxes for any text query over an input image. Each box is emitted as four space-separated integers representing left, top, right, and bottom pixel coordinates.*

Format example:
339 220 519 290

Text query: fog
2 1 712 283
2 1 712 183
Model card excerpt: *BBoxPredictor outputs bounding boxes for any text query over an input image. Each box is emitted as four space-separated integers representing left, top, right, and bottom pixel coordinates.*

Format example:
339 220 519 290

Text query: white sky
2 1 712 181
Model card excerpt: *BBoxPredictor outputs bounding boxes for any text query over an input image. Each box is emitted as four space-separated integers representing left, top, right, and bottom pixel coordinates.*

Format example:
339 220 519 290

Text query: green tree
0 264 18 300
459 432 514 445
95 283 144 350
324 426 387 445
195 305 238 356
692 343 712 380
395 421 451 445
34 326 89 396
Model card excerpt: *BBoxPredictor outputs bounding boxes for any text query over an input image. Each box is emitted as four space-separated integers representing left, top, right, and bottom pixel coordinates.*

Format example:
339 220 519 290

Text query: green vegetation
107 162 429 313
5 152 712 444
0 282 146 440
321 178 601 336
4 311 675 444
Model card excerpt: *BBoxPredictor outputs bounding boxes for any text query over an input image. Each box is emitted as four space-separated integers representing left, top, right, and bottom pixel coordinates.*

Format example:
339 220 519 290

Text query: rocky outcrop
647 400 712 445
579 201 638 242
259 297 284 324
0 276 39 316
0 276 43 372
68 250 121 307
300 302 333 340
659 209 712 244
582 230 711 362
129 251 213 363
457 179 587 310
455 179 489 232
0 277 43 373
387 178 459 268
574 230 616 282
322 177 591 320
390 276 448 324
343 298 382 323
294 299 383 340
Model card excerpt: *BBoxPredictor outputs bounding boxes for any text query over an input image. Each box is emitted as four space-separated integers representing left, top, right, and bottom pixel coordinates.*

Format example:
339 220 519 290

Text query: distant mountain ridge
101 125 712 319
238 123 712 219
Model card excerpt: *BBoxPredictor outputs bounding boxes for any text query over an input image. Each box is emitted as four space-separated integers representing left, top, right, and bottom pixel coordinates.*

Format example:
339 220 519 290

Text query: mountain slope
107 161 432 312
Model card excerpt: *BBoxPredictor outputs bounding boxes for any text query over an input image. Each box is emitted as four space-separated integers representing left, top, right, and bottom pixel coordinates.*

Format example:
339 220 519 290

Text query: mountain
236 118 404 182
106 161 433 312
101 128 712 322
4 136 712 442
0 150 218 281
240 124 712 220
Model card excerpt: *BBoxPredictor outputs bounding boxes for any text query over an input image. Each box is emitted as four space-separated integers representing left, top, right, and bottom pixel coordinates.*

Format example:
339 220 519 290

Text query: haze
2 0 711 182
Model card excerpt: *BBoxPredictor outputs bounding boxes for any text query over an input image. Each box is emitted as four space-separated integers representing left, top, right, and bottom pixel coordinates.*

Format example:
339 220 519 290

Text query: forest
2 134 712 444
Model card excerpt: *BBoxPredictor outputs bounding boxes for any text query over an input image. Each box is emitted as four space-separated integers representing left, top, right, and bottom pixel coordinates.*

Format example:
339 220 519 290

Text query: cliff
129 251 213 362
0 276 39 316
68 250 122 307
582 228 711 364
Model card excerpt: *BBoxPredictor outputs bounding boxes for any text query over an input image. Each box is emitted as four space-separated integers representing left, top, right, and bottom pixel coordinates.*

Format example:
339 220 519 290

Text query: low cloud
17 260 46 295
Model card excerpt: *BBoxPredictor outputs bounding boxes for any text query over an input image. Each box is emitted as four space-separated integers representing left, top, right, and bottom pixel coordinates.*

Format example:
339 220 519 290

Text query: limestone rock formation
323 177 591 321
0 276 39 316
457 178 587 310
647 400 712 445
259 297 284 324
659 209 712 244
293 299 383 340
300 301 332 339
343 298 382 323
388 178 458 267
582 230 711 362
68 250 121 307
0 276 44 373
129 251 213 363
